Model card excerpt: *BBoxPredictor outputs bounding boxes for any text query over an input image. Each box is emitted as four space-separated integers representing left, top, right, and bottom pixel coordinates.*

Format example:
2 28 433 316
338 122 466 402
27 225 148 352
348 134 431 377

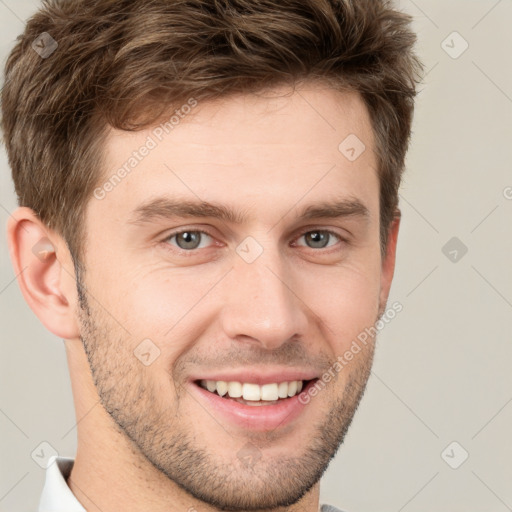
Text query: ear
6 206 80 339
378 210 401 316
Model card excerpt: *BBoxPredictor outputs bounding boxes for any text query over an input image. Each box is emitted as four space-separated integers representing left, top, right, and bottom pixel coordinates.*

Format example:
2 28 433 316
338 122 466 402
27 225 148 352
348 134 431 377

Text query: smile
196 379 311 405
190 378 320 431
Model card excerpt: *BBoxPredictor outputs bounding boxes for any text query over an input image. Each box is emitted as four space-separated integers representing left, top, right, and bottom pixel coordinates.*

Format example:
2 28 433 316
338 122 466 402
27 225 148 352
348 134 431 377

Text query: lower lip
188 380 317 431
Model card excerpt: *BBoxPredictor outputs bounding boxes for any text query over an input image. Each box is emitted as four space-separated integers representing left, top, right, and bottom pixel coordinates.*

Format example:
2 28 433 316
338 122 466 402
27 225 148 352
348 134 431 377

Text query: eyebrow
127 195 371 226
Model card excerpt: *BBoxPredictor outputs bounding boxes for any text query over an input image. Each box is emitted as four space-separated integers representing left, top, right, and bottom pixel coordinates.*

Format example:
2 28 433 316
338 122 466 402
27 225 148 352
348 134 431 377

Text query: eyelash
160 227 347 256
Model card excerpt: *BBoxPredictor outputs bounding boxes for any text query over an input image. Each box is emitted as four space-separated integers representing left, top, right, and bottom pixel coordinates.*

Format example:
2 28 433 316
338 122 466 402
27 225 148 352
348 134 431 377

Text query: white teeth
242 383 261 401
287 380 297 397
199 379 306 401
216 380 228 397
278 381 288 398
261 383 279 401
227 381 242 398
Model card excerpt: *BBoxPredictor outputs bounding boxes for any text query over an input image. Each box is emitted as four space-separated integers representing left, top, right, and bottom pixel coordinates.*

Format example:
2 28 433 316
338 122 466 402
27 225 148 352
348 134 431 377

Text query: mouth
193 378 318 406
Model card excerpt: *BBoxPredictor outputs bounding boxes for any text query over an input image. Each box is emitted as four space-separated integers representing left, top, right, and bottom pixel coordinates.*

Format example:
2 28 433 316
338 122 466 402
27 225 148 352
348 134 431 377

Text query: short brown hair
1 0 423 268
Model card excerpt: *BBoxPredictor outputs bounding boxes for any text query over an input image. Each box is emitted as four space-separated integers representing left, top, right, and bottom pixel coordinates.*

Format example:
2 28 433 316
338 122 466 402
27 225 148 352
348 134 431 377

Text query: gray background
1 1 511 511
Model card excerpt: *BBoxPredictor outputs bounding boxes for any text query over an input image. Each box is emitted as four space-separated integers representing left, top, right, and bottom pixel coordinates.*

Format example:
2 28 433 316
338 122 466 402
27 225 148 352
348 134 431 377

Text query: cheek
105 269 214 355
301 262 381 352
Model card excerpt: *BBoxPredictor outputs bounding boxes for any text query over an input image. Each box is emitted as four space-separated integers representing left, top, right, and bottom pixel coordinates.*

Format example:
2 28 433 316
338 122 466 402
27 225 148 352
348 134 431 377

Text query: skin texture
7 83 400 512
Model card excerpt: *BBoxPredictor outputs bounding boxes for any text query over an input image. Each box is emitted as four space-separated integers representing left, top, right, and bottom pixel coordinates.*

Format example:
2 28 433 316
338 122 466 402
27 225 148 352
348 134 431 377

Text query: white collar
38 456 86 512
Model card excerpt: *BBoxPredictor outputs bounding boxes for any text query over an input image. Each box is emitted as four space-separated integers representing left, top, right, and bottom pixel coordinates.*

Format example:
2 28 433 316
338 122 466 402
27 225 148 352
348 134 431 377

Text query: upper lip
189 368 319 386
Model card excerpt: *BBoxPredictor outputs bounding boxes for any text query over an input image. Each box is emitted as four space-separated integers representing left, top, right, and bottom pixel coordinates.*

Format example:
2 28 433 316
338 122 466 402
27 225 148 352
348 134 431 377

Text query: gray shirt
321 505 346 512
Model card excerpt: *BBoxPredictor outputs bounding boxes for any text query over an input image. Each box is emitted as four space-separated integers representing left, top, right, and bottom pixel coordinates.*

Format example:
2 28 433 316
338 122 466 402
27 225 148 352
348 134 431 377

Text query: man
2 0 422 510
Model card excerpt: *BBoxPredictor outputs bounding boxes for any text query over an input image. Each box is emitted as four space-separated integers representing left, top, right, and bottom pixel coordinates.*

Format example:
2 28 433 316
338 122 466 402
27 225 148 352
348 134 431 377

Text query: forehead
90 84 378 228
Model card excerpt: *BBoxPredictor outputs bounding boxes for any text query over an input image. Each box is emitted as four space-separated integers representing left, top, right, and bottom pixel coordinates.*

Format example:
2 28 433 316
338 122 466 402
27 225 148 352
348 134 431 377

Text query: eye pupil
306 231 329 249
177 231 201 249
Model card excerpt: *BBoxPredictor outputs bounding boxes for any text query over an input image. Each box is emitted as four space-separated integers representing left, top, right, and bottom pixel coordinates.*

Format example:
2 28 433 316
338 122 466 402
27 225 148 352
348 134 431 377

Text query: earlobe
378 210 401 316
6 206 80 339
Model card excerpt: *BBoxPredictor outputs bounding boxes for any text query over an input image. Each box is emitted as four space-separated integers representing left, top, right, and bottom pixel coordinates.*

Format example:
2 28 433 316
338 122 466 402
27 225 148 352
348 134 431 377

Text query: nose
219 244 309 351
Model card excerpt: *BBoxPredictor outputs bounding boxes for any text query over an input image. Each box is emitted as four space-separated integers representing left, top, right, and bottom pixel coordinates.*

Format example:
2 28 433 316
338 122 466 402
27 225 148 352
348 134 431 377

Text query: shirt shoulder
320 503 348 512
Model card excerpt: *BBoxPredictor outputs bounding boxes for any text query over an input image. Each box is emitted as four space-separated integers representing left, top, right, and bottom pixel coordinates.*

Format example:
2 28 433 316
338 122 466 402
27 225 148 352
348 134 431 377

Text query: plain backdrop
1 1 511 511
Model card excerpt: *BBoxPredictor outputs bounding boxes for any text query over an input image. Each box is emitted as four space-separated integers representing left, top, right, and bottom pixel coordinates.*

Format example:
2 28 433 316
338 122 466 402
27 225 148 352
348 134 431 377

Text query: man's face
77 84 393 510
